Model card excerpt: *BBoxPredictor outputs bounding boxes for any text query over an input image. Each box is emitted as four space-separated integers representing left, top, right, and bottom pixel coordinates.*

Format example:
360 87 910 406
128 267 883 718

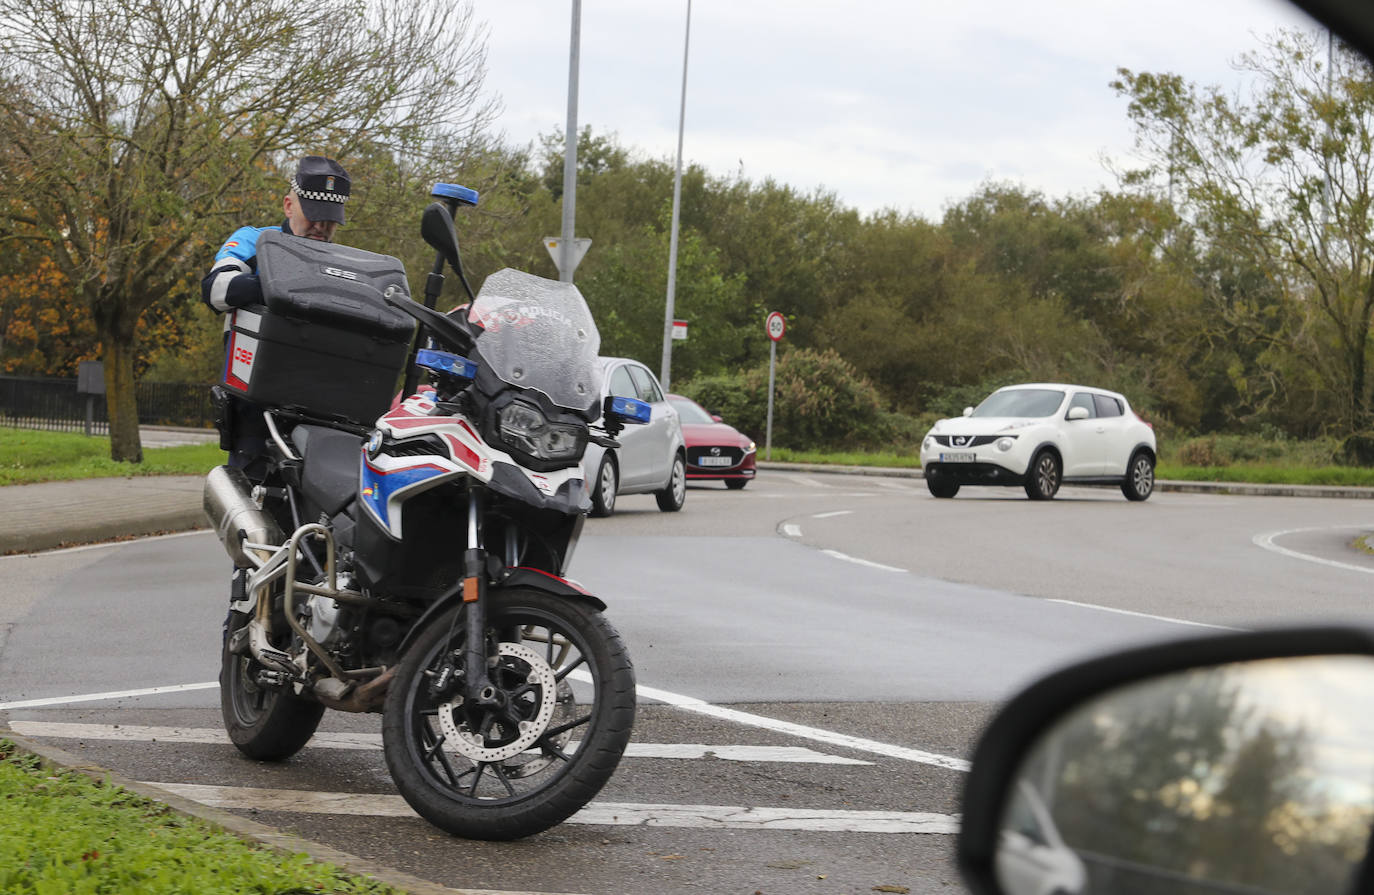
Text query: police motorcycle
204 183 645 840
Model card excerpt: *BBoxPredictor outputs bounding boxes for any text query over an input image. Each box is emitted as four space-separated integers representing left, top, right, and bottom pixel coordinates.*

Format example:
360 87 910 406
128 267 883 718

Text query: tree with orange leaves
0 0 496 462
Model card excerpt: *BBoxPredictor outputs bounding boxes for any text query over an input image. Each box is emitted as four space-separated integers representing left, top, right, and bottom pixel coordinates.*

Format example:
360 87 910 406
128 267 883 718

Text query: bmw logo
366 429 384 459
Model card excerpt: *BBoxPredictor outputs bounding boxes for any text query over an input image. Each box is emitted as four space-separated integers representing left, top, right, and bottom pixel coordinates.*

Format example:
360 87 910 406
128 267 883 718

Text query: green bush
679 348 888 450
1167 432 1341 468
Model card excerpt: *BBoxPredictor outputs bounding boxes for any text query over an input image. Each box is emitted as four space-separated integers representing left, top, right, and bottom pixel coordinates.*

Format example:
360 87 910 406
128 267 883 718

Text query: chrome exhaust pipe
204 465 283 567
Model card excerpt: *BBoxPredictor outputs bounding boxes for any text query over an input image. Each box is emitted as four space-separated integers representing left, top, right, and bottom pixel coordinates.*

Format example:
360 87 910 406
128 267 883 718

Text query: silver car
584 357 686 517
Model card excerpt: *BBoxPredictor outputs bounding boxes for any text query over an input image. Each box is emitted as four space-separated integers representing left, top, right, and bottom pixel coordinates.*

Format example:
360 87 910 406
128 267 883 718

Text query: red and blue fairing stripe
360 458 451 533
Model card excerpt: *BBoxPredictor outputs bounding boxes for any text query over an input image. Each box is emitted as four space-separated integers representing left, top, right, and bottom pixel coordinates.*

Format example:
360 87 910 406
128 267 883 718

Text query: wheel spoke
422 723 460 787
554 654 586 682
544 713 592 739
538 739 573 763
490 761 518 797
423 732 448 762
469 761 489 796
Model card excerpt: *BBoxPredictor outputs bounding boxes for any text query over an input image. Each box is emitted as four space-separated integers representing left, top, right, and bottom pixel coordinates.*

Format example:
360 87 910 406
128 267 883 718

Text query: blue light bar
417 348 478 380
607 395 652 424
431 183 479 206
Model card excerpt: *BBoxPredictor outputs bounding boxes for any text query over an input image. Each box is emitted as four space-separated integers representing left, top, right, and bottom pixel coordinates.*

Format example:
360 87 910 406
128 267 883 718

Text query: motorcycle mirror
958 626 1374 895
421 202 461 274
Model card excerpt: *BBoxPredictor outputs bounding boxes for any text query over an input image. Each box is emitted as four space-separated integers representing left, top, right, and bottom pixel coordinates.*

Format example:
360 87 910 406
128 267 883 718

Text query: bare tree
0 0 497 460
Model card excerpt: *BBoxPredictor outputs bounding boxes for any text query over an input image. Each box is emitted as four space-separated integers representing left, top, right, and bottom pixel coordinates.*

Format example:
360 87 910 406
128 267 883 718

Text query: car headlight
746 440 757 453
923 436 934 451
498 400 585 461
996 437 1016 452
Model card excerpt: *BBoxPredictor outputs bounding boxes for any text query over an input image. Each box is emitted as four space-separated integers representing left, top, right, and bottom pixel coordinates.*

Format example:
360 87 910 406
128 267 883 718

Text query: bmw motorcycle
203 184 645 840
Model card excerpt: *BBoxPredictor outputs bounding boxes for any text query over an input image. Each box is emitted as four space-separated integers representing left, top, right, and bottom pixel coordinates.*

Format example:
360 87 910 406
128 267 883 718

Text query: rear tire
590 455 617 517
655 454 686 512
1024 451 1061 501
1121 451 1155 501
220 610 324 761
382 588 636 840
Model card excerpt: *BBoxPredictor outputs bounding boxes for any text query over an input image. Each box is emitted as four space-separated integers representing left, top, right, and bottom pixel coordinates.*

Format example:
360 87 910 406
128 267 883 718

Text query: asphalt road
4 472 1374 894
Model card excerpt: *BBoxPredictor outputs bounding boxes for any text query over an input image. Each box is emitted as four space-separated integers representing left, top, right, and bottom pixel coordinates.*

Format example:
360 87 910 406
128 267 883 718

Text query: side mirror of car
711 413 723 423
957 626 1374 895
1066 406 1090 421
963 406 974 417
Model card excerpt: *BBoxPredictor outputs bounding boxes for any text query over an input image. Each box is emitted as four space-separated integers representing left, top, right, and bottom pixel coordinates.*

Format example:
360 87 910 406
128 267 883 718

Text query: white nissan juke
919 383 1157 501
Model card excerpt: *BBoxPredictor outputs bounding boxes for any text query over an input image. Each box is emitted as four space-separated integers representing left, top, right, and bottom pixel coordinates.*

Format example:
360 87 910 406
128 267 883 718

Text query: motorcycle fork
461 489 498 705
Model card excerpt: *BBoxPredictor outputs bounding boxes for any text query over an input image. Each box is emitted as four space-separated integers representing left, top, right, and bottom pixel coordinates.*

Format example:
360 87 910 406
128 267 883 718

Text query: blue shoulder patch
214 225 282 264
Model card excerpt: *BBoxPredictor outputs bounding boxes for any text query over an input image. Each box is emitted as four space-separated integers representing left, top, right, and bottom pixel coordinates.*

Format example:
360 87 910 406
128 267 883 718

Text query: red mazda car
666 394 757 489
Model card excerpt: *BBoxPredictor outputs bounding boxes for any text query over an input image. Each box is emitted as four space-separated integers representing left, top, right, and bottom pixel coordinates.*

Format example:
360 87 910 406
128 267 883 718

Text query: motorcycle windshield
467 268 603 415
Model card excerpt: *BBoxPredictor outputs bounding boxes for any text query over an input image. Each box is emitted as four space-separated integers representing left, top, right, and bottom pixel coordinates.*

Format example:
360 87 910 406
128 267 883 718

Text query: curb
756 461 1374 499
0 731 526 895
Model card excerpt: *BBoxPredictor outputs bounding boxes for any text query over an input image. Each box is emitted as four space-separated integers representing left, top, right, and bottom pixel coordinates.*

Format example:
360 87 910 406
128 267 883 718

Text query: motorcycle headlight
498 400 585 461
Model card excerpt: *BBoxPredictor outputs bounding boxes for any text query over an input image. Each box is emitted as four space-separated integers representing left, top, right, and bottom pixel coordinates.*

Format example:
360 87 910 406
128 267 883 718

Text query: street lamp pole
659 0 692 390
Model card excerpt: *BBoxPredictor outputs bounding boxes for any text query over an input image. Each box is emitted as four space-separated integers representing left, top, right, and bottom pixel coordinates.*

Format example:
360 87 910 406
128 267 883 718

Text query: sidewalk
0 426 217 555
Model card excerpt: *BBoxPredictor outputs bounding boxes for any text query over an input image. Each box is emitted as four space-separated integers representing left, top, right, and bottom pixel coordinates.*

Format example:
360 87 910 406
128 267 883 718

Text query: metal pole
559 0 582 283
765 339 776 461
659 0 692 390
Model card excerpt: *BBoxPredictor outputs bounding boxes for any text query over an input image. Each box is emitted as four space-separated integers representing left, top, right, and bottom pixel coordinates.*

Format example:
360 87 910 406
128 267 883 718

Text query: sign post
77 360 105 437
764 312 785 460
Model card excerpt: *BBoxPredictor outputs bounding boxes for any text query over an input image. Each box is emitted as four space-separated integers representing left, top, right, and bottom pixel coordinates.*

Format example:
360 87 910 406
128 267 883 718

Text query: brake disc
437 641 558 763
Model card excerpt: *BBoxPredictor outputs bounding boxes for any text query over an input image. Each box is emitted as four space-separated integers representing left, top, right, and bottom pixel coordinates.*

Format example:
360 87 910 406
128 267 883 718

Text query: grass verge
0 428 225 485
0 740 398 894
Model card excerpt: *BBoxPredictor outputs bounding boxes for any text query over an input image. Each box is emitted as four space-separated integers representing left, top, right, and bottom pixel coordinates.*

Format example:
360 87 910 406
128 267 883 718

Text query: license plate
698 456 733 467
940 452 976 463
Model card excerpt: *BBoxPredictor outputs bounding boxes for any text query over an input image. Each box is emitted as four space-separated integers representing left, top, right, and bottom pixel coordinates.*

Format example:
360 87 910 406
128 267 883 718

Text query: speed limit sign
766 311 786 342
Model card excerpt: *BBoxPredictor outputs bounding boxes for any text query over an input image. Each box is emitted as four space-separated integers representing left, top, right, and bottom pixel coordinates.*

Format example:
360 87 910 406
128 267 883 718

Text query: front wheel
220 610 325 760
1024 451 1061 501
1121 451 1155 501
926 476 959 498
655 454 686 512
382 588 636 840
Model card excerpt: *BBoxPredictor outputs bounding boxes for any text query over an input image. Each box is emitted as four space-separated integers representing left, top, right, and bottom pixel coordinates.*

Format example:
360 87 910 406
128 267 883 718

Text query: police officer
201 156 352 471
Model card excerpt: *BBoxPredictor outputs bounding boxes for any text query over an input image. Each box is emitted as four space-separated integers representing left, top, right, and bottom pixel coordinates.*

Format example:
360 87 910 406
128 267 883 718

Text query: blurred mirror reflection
996 655 1374 895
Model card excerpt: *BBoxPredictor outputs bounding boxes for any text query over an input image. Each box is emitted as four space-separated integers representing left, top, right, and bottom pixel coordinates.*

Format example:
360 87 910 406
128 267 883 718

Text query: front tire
1024 451 1061 500
1121 451 1155 501
926 476 959 498
382 588 636 840
220 610 325 761
590 454 618 517
655 454 686 512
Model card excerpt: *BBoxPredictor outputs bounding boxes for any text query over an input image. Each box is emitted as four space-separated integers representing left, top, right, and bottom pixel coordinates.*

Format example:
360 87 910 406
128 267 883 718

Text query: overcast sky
468 0 1322 221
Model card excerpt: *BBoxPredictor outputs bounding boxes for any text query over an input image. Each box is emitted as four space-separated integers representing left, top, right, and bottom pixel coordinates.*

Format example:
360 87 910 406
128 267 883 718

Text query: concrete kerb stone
754 461 1374 499
0 730 557 895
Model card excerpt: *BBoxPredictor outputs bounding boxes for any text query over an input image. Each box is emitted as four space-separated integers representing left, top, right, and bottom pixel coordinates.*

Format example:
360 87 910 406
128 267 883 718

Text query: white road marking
782 523 803 537
811 510 854 519
6 722 870 765
1046 599 1242 631
147 783 959 834
616 676 971 772
9 677 969 773
0 681 219 711
820 549 906 573
1253 526 1374 576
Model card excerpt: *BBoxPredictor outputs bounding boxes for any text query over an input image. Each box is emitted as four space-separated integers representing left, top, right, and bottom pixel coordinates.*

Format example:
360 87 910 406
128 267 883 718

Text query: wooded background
1 2 1370 461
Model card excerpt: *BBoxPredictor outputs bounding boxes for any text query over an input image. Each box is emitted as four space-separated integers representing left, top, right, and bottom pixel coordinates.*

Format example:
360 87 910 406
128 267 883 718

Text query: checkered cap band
292 176 349 203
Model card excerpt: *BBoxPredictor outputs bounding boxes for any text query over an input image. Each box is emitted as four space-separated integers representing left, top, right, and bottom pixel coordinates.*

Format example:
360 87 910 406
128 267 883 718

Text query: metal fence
0 375 216 434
